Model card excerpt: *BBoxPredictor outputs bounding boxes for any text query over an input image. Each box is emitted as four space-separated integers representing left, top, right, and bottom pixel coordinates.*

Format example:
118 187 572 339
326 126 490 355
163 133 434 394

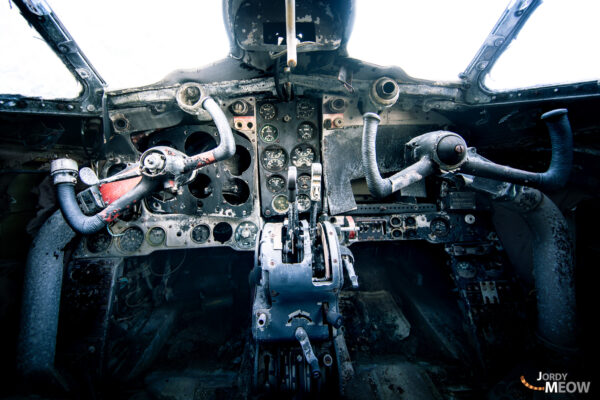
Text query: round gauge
259 103 277 120
235 221 259 249
291 144 316 168
191 224 210 244
296 99 315 119
147 227 166 246
261 146 288 172
118 227 144 252
266 175 286 193
259 124 279 143
456 261 476 279
430 218 449 237
297 122 316 141
297 174 311 191
86 230 112 253
272 194 290 214
297 194 311 212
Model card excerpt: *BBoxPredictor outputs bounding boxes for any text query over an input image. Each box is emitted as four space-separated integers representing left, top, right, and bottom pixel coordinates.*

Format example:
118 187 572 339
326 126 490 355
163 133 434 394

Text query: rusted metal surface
2 1 597 398
100 176 142 204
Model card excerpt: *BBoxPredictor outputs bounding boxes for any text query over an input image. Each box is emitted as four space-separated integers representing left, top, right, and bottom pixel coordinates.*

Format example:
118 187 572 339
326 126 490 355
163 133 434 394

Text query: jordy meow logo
521 372 591 394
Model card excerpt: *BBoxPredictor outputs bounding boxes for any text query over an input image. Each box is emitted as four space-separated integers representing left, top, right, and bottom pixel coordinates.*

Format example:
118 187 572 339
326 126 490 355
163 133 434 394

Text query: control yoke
361 109 573 198
50 86 236 235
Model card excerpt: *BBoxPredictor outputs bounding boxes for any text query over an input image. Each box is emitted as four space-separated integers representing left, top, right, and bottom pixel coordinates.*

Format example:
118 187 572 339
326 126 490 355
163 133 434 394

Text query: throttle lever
309 163 322 243
288 165 298 204
284 166 299 259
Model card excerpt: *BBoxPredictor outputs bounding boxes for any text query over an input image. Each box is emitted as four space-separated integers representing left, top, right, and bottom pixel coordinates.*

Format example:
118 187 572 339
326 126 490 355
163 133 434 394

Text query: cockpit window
0 4 82 99
347 0 509 82
484 1 600 91
46 0 230 90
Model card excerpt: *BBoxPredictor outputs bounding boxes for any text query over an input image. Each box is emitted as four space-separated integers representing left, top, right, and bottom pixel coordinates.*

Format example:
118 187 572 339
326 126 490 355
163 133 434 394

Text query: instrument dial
118 227 144 252
272 194 289 214
266 175 286 193
235 221 259 249
430 218 450 237
259 124 278 143
147 227 166 246
297 122 316 141
297 194 311 212
456 261 476 279
259 103 276 120
231 100 248 115
298 174 311 191
86 230 112 253
191 224 210 243
296 99 315 119
261 146 288 172
291 144 316 168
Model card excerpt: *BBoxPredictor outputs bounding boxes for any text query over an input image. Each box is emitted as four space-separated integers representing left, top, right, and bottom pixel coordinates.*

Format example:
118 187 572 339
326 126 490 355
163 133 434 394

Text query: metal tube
18 210 75 384
184 97 236 172
506 188 577 350
388 157 435 193
462 109 573 191
202 97 236 161
56 178 157 235
361 113 392 198
51 159 158 235
285 0 297 68
362 113 435 198
470 182 577 351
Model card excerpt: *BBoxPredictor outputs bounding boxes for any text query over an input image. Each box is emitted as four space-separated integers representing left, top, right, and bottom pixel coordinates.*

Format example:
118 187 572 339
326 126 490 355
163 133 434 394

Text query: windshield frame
461 0 600 105
0 0 105 116
3 0 599 116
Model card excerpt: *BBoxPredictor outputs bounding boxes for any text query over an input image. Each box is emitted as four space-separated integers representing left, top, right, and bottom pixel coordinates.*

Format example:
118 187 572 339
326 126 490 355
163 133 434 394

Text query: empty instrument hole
189 173 213 199
222 145 251 176
222 178 250 205
184 131 217 156
213 222 233 243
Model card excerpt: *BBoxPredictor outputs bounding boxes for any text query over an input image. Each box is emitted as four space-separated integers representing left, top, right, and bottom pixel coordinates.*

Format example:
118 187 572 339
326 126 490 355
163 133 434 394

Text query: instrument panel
75 96 326 257
68 91 493 260
142 124 256 218
76 217 261 258
256 98 321 217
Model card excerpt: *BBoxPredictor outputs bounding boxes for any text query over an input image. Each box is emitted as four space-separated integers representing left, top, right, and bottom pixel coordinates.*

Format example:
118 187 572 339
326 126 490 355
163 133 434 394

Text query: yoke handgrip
461 109 573 191
362 109 573 198
183 97 236 172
